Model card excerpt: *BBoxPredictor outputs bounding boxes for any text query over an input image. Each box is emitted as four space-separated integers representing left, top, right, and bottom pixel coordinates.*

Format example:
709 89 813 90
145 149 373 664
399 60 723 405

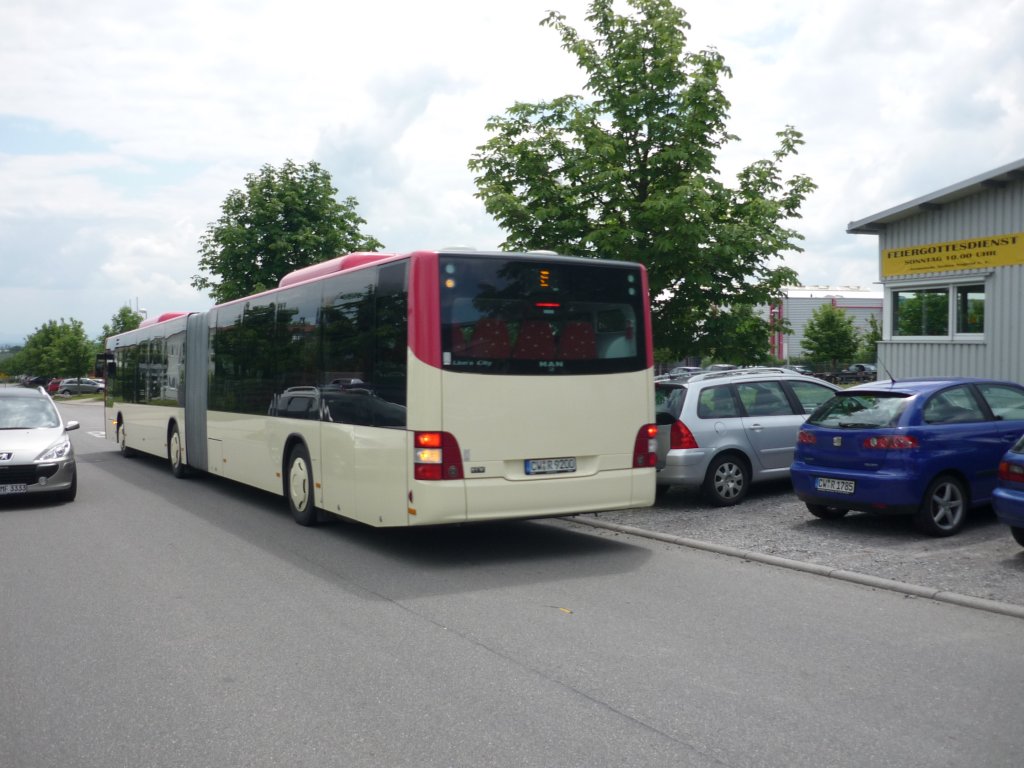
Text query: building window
890 282 985 339
893 288 948 336
956 285 985 334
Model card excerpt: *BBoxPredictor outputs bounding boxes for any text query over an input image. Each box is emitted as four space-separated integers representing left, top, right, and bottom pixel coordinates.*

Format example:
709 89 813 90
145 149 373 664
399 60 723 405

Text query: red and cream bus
104 249 656 526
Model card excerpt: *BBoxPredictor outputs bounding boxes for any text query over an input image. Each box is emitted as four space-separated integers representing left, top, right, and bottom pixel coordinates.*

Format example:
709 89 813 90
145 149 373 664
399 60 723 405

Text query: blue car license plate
816 477 855 494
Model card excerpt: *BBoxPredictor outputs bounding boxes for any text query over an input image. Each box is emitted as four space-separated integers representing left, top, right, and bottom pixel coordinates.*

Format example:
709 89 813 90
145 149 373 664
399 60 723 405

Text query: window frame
885 273 989 342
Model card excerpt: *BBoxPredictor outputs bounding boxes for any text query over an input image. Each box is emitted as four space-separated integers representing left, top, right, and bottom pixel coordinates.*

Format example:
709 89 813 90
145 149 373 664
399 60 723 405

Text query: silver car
56 377 105 395
0 387 78 502
655 368 838 505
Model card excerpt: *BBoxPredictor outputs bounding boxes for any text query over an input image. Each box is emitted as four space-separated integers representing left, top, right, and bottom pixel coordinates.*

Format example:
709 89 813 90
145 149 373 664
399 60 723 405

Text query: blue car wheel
806 503 848 520
914 474 967 537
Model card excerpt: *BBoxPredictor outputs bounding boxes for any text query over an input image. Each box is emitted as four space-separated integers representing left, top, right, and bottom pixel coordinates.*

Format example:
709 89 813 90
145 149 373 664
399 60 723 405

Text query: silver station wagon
654 368 838 505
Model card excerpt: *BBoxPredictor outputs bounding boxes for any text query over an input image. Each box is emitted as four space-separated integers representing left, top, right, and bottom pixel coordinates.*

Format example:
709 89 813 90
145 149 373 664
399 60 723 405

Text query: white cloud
1 0 1023 345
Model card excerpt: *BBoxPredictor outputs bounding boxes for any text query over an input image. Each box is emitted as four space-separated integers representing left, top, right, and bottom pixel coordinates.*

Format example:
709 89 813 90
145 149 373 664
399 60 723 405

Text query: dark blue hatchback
993 434 1024 547
791 378 1024 536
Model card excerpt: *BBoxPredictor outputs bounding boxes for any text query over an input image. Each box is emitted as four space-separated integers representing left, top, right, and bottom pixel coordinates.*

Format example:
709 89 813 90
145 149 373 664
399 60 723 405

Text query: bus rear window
440 255 647 375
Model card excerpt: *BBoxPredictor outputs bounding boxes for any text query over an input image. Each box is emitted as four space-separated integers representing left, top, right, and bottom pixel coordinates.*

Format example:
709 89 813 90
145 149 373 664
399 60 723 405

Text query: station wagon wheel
806 503 848 520
286 443 318 526
168 423 188 478
914 474 967 537
1010 526 1024 548
703 453 750 506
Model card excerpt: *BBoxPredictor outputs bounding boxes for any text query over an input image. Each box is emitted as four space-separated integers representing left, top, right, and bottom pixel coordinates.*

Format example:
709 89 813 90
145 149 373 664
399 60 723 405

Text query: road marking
88 431 107 439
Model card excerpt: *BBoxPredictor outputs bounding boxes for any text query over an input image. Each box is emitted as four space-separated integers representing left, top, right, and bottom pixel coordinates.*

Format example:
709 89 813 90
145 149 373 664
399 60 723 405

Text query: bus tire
118 419 137 458
168 423 188 478
286 443 318 526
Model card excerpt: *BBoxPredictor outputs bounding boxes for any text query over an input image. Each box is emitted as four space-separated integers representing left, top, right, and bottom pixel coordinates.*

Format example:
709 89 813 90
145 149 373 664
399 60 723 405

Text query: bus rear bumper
410 468 655 526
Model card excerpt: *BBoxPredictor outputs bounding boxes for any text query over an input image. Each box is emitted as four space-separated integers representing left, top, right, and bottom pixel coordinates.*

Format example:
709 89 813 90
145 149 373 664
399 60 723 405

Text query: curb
572 517 1024 621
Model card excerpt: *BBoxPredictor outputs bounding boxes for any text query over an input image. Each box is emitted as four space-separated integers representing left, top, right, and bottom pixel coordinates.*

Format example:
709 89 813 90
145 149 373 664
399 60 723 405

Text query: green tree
698 304 790 366
802 305 859 370
854 314 881 363
18 319 95 378
192 159 383 304
0 345 24 379
468 0 815 360
98 305 144 344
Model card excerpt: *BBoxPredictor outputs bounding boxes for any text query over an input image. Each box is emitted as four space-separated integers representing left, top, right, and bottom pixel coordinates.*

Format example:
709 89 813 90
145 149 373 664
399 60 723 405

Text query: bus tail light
633 424 658 468
414 431 464 480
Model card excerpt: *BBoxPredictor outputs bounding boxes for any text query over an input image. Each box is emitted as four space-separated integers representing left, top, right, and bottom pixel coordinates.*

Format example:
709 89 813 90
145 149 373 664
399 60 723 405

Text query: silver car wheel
714 462 744 499
703 454 750 506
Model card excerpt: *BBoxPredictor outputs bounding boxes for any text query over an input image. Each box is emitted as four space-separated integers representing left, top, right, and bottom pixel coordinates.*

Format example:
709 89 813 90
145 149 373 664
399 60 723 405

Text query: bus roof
278 252 400 288
138 311 190 328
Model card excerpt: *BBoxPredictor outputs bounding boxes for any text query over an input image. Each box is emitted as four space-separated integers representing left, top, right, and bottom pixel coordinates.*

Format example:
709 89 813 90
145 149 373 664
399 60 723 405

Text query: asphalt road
2 400 1023 767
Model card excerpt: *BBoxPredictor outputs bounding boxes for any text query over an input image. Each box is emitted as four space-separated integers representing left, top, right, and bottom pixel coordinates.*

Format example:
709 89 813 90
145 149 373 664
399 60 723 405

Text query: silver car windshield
0 398 61 429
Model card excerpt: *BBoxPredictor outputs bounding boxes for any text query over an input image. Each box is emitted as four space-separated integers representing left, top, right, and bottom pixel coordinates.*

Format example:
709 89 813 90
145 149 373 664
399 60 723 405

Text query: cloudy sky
2 0 1022 346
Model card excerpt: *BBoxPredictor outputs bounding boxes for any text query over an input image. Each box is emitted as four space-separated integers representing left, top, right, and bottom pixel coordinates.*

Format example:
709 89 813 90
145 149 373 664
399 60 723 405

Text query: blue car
791 378 1024 536
993 434 1024 547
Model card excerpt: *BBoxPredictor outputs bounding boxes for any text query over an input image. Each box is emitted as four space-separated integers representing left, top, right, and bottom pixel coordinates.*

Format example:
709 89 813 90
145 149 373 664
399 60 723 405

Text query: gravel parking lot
582 480 1024 610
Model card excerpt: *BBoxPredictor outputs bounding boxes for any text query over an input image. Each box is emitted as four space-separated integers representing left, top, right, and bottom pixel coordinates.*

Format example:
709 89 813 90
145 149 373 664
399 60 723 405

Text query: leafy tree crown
192 159 382 304
468 0 815 360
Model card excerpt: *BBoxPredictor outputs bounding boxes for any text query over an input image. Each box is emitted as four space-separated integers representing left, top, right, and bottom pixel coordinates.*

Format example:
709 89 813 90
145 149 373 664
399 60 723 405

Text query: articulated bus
104 249 657 526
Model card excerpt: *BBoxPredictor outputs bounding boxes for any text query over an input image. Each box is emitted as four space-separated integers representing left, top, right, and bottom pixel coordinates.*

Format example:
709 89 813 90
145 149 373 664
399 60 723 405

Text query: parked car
847 363 877 373
993 434 1024 547
781 364 813 375
791 377 1024 536
22 375 54 390
46 378 62 394
56 377 105 395
667 365 703 379
655 365 704 382
0 387 78 501
654 368 839 505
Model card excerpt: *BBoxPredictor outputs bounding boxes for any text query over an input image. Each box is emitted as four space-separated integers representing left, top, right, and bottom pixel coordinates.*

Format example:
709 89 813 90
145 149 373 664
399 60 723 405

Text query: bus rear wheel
286 444 318 526
168 423 188 478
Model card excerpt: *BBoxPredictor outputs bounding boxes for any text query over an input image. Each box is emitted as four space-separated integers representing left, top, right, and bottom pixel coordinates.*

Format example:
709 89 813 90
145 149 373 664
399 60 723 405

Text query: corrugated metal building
848 158 1024 382
768 287 882 361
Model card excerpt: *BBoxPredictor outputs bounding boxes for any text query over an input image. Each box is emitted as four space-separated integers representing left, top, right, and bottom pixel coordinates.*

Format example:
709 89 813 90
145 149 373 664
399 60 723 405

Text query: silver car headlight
38 437 72 462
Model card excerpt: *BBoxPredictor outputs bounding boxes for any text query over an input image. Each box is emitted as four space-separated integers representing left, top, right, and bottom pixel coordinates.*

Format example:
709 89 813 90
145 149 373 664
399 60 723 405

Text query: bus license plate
816 477 855 494
525 457 577 476
0 483 27 495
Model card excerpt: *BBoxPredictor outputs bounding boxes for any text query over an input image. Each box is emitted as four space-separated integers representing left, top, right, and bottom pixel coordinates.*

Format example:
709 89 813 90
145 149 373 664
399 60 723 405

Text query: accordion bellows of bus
104 249 657 526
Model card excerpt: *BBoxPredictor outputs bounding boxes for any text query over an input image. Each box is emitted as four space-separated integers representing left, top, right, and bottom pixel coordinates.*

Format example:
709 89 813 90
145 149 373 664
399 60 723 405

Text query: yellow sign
882 233 1024 277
